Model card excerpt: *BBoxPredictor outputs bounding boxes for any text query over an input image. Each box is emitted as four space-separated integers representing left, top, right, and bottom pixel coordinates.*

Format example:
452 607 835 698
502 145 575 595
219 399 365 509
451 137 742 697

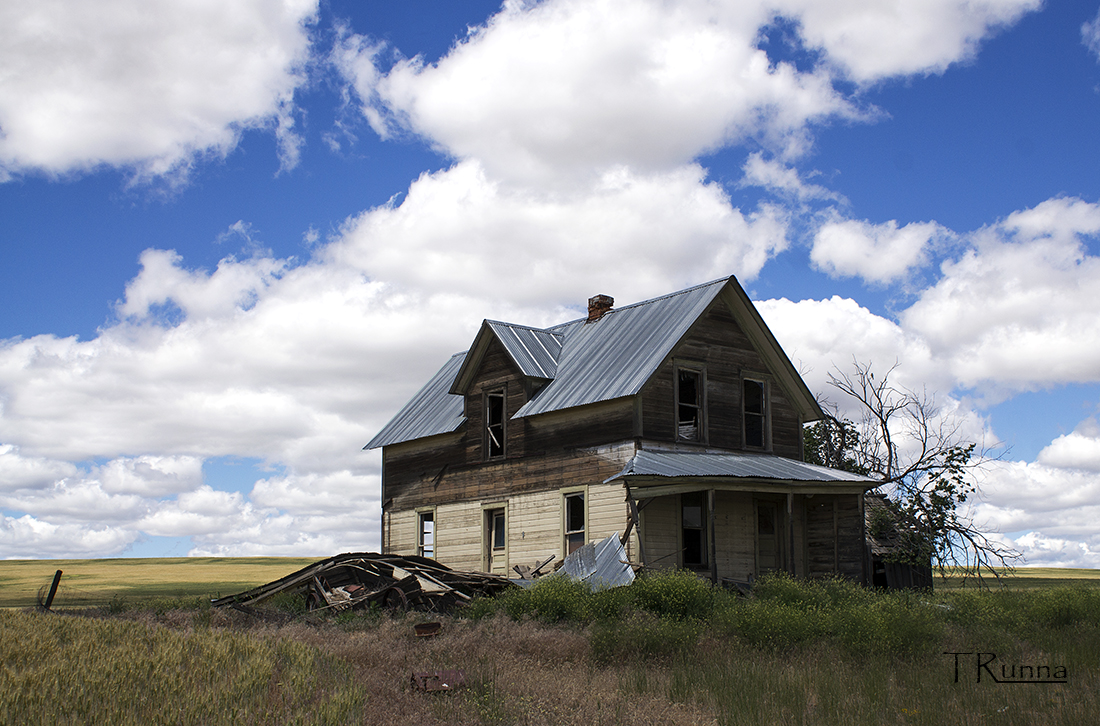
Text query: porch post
786 492 795 577
708 489 718 584
623 484 648 567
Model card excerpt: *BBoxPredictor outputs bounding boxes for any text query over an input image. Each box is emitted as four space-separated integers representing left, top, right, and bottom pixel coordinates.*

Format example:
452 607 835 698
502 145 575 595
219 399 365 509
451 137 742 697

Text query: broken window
681 491 707 568
485 391 505 458
418 511 435 559
676 367 703 442
743 378 767 448
564 492 585 555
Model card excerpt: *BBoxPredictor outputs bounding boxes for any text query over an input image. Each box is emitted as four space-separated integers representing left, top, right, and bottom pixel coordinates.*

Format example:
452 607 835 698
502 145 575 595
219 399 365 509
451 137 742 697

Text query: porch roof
605 449 879 494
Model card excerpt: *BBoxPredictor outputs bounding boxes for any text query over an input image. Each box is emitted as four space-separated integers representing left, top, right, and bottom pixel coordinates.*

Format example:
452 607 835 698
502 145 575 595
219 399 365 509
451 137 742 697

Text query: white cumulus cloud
810 217 948 284
1037 417 1100 472
902 197 1100 394
0 0 318 181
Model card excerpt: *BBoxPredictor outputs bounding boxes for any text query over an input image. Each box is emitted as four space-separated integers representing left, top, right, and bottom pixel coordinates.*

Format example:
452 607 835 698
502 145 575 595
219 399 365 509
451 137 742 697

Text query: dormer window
675 366 705 442
743 378 767 449
485 390 505 458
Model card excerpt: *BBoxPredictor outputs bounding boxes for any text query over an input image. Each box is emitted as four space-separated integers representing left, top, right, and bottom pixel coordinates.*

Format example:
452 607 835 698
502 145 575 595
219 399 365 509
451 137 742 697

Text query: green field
0 556 318 608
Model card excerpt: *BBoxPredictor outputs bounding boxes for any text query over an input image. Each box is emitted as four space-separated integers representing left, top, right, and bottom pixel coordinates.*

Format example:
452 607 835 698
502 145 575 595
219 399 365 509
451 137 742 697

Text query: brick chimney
587 294 614 322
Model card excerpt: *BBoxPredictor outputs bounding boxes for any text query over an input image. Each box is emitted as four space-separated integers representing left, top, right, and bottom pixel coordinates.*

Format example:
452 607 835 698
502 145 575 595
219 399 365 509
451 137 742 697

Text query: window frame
561 487 588 556
484 388 506 460
680 491 708 569
674 363 707 444
416 507 436 559
481 501 509 573
741 376 769 450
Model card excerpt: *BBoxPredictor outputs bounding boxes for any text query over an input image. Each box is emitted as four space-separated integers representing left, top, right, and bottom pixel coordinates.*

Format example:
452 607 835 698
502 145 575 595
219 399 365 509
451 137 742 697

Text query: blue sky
2 0 1100 566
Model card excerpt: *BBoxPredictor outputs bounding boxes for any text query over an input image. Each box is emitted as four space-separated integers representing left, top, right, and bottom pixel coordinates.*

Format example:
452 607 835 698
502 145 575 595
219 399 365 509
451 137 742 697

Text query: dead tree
823 359 1020 586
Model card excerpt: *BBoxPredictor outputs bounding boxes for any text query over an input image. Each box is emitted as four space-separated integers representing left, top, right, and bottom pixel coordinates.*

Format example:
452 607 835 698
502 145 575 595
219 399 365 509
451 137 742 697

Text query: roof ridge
484 319 563 337
548 276 733 327
484 277 733 333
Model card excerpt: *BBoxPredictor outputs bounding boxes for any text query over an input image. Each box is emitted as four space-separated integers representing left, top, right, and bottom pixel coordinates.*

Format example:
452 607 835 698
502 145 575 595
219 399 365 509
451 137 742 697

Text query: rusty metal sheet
411 670 466 692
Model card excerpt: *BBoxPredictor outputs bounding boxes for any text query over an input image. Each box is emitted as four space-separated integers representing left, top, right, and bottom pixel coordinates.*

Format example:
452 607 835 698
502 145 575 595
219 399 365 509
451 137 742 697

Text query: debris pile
211 552 513 614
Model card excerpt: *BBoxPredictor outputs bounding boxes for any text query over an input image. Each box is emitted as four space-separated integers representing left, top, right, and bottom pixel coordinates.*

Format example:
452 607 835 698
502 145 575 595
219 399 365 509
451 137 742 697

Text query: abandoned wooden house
365 276 878 585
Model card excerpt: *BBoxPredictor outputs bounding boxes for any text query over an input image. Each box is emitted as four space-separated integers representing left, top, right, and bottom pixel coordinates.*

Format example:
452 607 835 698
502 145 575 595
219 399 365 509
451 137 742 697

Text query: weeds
5 571 1099 725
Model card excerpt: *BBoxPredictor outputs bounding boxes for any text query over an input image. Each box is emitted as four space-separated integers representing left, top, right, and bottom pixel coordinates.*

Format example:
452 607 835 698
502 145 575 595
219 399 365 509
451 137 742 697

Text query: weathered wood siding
638 299 803 459
714 491 755 582
639 495 679 570
386 434 637 512
386 509 417 558
523 399 635 456
804 494 864 580
383 443 639 573
463 337 530 463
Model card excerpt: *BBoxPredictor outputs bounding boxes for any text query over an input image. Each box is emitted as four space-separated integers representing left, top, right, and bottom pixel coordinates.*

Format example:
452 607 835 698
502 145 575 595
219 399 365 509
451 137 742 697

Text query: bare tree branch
813 359 1020 585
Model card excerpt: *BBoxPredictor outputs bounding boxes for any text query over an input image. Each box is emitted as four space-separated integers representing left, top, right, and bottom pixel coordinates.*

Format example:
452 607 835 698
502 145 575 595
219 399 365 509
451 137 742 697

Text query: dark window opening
756 502 779 573
677 368 702 441
681 492 707 568
564 492 585 555
418 511 435 559
743 379 766 448
486 391 505 458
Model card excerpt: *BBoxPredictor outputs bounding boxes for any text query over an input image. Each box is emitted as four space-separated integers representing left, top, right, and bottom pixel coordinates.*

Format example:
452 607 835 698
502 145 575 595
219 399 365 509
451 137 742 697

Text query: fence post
42 569 63 611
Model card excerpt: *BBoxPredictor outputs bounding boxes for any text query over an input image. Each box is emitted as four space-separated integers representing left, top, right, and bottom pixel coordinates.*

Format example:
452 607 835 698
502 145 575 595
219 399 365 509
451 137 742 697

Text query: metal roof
364 352 467 449
606 449 878 484
485 321 562 379
513 278 727 417
366 275 823 449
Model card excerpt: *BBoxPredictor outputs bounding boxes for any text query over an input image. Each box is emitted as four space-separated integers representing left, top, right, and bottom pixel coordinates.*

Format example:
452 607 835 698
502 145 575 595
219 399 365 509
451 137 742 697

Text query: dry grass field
937 567 1100 591
1 561 1098 725
0 556 318 608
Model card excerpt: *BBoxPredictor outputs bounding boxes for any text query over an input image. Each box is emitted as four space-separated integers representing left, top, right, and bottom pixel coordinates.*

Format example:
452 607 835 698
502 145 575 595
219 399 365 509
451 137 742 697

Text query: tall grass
0 610 364 725
4 571 1098 725
463 570 1099 724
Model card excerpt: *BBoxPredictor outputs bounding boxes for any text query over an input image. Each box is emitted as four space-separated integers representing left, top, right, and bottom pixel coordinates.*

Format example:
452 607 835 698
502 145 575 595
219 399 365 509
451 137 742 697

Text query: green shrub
631 569 718 620
499 576 593 623
710 574 940 654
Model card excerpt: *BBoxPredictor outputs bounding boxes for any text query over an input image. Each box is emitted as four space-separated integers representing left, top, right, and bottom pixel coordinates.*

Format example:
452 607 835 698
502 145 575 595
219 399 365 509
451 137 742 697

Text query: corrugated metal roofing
364 352 467 449
556 532 635 589
485 320 562 379
607 449 878 484
365 275 822 449
513 278 727 417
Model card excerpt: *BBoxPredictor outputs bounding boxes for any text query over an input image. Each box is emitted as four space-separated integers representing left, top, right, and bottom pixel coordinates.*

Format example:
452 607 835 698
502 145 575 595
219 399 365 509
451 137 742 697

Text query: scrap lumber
211 552 513 614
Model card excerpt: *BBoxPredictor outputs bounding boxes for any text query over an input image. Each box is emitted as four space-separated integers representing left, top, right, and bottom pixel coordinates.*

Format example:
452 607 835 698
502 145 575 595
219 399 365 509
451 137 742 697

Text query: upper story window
743 378 767 449
485 390 505 458
676 366 705 442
